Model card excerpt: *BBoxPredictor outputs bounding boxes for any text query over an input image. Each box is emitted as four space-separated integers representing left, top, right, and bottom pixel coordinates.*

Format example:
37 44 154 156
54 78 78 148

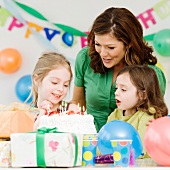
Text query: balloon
0 48 22 74
153 29 170 56
15 75 32 103
156 62 164 72
97 120 143 159
62 32 74 46
144 117 170 166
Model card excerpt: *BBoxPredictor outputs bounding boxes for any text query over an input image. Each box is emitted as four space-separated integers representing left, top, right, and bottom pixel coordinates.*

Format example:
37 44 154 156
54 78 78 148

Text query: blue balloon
97 120 143 159
15 75 32 103
62 32 74 46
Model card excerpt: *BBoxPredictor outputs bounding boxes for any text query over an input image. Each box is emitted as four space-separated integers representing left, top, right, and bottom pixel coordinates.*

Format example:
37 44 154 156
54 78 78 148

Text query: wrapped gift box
0 141 11 167
0 111 35 138
11 129 83 167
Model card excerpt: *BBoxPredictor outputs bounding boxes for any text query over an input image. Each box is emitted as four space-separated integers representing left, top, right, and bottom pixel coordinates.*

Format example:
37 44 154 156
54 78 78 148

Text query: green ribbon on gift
35 127 78 167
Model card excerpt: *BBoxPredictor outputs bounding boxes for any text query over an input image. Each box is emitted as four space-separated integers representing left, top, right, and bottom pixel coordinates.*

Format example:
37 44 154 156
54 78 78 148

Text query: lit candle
65 102 68 111
62 104 64 113
82 106 85 115
62 101 65 106
77 103 80 114
59 105 62 116
47 104 50 116
79 106 81 115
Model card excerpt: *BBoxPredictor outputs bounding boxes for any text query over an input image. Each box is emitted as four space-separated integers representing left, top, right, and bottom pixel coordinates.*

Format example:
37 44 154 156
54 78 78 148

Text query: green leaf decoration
13 0 48 21
54 23 87 37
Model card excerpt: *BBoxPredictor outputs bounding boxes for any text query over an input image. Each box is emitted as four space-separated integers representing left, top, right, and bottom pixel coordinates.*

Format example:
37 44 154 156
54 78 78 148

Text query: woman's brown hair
88 7 157 74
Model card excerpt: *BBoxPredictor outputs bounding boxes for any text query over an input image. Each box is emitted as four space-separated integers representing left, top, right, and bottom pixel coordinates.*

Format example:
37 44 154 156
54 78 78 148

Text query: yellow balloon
156 62 164 72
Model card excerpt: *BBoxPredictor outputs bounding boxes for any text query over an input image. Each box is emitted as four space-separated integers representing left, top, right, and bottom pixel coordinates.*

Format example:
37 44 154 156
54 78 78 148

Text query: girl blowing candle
107 65 168 158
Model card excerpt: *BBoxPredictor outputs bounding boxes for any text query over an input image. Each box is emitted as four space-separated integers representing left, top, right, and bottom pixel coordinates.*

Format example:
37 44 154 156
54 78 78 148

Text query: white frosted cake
38 113 97 134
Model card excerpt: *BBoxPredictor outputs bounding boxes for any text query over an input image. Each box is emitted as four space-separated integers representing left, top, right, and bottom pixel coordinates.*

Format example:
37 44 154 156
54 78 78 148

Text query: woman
68 7 166 132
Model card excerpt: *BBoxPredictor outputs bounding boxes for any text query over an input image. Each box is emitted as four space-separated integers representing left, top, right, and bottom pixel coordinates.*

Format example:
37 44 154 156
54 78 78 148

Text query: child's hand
34 100 53 131
146 118 155 126
40 100 53 112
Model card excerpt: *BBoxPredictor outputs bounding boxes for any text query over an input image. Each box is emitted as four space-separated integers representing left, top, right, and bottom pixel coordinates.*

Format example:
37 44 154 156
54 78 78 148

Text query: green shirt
107 109 154 158
74 46 166 132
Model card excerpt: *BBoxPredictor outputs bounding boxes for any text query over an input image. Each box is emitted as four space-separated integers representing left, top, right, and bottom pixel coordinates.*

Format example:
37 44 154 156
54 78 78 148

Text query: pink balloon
144 117 170 166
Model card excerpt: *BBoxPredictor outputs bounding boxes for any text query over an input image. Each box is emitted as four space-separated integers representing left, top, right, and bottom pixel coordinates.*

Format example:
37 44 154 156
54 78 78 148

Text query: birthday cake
38 111 97 134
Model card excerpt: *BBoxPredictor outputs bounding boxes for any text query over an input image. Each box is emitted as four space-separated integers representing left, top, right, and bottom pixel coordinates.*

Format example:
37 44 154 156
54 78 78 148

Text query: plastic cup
83 133 98 140
110 139 132 167
82 134 98 167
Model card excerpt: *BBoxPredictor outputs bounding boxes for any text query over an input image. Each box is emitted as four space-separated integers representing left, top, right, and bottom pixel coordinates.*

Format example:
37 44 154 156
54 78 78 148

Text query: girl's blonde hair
28 51 72 107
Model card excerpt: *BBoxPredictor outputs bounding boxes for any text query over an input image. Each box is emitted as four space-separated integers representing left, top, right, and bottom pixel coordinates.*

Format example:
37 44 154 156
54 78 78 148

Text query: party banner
1 0 170 48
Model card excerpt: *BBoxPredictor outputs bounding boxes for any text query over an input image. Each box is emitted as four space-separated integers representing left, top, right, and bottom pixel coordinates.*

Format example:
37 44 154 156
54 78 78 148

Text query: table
0 158 169 170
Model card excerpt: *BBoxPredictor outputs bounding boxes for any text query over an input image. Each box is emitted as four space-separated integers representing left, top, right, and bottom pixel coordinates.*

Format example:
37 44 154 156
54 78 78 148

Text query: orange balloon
0 48 22 74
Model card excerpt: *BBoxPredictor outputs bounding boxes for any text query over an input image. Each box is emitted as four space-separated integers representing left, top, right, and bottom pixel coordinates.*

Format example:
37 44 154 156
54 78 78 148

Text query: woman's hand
68 103 80 114
146 118 155 126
